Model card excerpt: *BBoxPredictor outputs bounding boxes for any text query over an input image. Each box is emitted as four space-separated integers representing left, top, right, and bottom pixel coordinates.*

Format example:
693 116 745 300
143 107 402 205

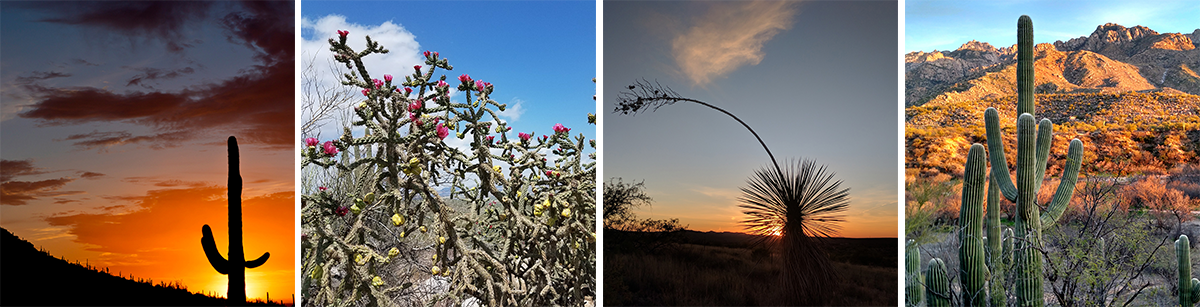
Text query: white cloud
498 97 526 122
671 1 799 86
301 15 423 140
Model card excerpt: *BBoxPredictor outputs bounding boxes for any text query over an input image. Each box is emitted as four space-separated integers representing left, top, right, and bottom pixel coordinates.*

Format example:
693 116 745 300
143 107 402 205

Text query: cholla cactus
301 32 596 306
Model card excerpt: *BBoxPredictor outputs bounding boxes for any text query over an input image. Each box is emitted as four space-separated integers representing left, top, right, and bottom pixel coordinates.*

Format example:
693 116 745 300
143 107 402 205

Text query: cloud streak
671 1 799 86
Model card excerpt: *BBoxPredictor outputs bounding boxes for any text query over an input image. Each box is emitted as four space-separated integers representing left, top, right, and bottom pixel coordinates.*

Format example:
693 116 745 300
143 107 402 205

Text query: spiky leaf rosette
739 158 849 305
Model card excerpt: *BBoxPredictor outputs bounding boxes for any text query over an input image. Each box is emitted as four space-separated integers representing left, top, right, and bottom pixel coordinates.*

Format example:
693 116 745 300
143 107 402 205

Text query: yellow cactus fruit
400 231 407 238
432 266 441 275
364 192 375 203
420 225 427 233
493 165 502 173
388 247 399 258
561 208 571 218
355 254 366 265
432 253 438 261
438 236 446 244
391 213 405 226
442 269 450 277
371 276 384 286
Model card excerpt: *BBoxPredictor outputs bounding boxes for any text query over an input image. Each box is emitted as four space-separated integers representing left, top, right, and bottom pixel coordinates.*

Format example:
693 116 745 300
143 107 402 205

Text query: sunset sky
604 0 898 238
1 1 294 303
906 0 1200 53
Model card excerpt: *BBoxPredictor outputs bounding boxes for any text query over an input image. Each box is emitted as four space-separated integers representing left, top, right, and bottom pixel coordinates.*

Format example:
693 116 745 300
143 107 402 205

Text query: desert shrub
1122 177 1195 235
300 33 595 306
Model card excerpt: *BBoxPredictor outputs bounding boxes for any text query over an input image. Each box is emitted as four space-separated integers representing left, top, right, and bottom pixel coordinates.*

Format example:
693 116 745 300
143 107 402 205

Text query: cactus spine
926 258 951 307
201 136 271 304
1178 235 1200 306
985 15 1085 307
906 240 924 307
959 144 989 306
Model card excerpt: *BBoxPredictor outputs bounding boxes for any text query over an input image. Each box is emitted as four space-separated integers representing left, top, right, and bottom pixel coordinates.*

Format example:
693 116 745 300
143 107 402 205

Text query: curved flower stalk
301 32 596 307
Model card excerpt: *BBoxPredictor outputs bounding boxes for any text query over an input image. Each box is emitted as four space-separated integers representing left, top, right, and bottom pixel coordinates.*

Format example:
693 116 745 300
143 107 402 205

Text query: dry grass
604 241 896 306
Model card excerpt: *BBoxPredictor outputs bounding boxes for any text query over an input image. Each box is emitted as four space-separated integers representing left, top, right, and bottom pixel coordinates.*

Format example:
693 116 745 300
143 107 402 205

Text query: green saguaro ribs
201 136 271 305
1177 235 1200 306
926 258 951 307
959 144 989 306
983 15 1085 307
986 174 1007 307
906 240 924 307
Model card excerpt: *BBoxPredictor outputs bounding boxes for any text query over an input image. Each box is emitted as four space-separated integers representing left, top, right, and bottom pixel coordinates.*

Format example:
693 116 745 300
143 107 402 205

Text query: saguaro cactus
959 144 989 306
201 136 270 304
906 240 924 307
925 258 951 307
985 15 1085 307
1177 235 1200 306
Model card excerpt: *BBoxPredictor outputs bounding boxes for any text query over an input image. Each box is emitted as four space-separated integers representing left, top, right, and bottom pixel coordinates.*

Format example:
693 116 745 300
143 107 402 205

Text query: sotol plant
617 79 849 305
300 31 595 306
200 136 271 305
913 15 1084 307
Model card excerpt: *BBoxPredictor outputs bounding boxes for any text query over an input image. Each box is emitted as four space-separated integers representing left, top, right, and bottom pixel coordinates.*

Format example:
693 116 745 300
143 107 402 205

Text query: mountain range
907 23 1200 107
906 23 1200 177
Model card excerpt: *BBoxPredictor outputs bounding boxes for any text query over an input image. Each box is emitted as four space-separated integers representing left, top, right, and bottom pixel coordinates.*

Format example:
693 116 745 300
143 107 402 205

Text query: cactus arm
1017 15 1035 116
1192 278 1200 305
1038 139 1084 228
960 144 989 306
1033 119 1052 190
986 108 1018 202
1002 227 1014 267
926 258 951 307
201 224 232 275
246 252 271 269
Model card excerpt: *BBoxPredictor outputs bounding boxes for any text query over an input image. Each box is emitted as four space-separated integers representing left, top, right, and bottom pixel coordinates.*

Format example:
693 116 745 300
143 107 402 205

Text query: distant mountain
907 23 1200 107
906 23 1200 177
0 227 283 306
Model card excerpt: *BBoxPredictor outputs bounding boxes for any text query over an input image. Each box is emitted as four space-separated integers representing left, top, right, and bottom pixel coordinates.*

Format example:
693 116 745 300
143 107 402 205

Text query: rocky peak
957 40 996 52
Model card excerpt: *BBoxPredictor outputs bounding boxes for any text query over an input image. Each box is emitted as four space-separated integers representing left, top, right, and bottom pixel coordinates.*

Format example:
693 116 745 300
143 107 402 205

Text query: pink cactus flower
322 141 339 156
519 132 532 142
476 81 486 92
305 137 319 147
337 30 348 37
437 80 448 89
362 89 369 96
459 74 471 83
423 50 431 57
434 51 439 57
553 123 570 134
384 74 393 82
436 122 449 140
404 87 413 95
335 206 349 216
486 135 494 144
414 65 422 71
318 186 328 192
409 100 423 112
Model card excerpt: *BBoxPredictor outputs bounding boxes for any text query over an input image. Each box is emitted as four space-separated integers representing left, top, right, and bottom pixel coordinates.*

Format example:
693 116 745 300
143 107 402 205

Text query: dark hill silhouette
0 227 284 306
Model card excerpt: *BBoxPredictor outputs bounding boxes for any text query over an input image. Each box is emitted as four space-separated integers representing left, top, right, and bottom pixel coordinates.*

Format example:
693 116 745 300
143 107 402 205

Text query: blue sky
604 0 898 238
300 1 596 158
906 0 1200 53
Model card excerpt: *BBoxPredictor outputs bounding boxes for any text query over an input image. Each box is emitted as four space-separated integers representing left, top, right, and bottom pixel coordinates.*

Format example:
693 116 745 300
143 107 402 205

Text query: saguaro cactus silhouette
201 136 270 304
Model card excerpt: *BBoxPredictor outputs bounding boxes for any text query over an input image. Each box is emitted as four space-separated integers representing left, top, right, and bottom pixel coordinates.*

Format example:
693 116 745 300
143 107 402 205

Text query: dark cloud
79 172 106 179
59 130 194 151
1 160 47 182
18 1 295 148
125 66 196 88
23 1 214 53
68 58 101 66
15 71 73 84
1 177 77 206
54 198 82 205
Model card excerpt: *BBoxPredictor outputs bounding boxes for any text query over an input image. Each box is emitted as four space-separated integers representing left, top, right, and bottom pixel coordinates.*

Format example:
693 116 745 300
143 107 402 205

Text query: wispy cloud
499 97 527 122
671 1 800 86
